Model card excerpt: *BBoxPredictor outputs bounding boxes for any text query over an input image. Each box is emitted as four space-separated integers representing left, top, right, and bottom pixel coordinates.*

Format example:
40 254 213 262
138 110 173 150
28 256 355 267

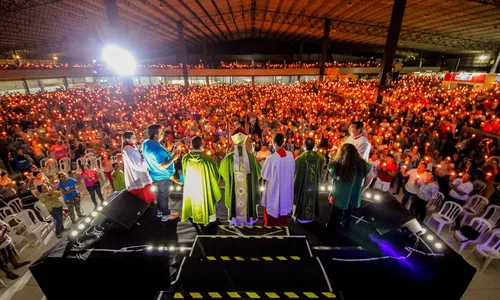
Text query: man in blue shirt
57 172 83 223
10 148 33 173
142 124 179 222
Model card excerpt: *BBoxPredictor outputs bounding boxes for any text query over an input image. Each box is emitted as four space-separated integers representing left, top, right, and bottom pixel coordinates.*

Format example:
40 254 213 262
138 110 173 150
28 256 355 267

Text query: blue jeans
50 206 64 234
402 187 416 210
156 179 171 216
86 183 104 206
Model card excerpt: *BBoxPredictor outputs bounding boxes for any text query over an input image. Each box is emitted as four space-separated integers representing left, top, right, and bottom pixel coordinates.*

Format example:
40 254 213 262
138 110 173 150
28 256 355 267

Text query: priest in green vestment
293 137 325 223
181 136 222 225
219 127 262 225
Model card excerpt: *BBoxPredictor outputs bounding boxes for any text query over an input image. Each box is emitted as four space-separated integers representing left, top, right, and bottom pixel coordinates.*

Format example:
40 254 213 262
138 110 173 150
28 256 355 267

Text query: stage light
260 186 265 192
176 186 182 191
426 234 434 241
169 186 174 191
158 246 164 251
78 224 85 230
180 247 185 252
374 194 381 201
102 201 109 206
102 45 136 76
421 228 427 234
91 211 98 217
320 185 326 191
71 230 78 237
327 186 333 191
435 242 443 249
85 218 91 223
97 206 103 211
146 245 153 251
169 246 175 251
365 192 372 199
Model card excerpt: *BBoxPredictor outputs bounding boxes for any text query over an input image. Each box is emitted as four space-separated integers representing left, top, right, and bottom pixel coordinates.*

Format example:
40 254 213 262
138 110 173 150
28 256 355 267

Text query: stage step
169 257 333 294
190 235 312 257
217 225 289 236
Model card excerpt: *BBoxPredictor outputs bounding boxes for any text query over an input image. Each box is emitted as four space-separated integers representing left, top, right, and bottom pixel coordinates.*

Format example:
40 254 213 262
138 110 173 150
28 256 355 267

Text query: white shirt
449 179 474 201
404 169 428 194
344 134 371 160
122 145 153 191
261 149 295 218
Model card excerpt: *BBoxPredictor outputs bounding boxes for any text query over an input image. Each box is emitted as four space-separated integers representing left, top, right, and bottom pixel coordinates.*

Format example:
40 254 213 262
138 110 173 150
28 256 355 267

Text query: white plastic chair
84 148 96 155
0 206 16 219
426 201 463 235
472 180 486 196
95 157 105 176
59 157 71 174
43 159 59 177
481 205 500 228
75 157 86 173
87 156 98 170
461 195 489 225
425 192 445 218
2 219 30 255
7 198 23 213
11 210 51 245
34 202 53 223
449 217 492 253
467 229 500 273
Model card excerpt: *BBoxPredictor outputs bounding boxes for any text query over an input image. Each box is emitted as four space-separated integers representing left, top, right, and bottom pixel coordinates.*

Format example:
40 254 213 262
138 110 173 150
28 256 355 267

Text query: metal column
319 19 331 82
177 22 189 88
418 52 423 68
454 58 461 72
22 80 30 95
377 0 407 103
490 50 500 73
202 43 208 67
63 77 69 90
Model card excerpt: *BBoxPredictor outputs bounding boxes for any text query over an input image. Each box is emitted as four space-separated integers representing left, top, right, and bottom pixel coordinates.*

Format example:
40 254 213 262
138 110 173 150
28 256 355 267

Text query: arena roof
1 0 500 57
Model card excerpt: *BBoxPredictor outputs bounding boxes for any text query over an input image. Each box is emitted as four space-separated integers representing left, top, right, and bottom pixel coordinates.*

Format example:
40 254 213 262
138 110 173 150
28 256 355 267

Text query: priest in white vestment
261 133 295 226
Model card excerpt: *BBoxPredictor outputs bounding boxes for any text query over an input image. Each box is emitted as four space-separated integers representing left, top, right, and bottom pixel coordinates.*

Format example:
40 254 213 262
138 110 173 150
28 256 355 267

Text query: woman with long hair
121 131 155 203
327 143 371 232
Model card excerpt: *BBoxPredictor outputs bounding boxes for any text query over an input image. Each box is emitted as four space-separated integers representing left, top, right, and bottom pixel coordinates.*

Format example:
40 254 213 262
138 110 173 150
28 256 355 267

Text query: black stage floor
31 192 476 300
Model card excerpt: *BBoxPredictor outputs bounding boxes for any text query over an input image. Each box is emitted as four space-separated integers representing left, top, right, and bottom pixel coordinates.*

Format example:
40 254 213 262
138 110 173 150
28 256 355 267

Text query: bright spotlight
97 206 103 211
374 194 381 201
150 185 158 192
102 45 136 76
180 247 185 252
158 246 164 251
327 186 333 191
169 186 174 191
176 186 182 191
103 201 109 206
78 224 85 230
146 245 153 251
479 55 488 60
426 234 434 241
85 217 91 223
365 192 372 199
169 246 175 251
421 228 427 234
260 186 265 192
320 185 326 191
91 211 98 217
71 230 78 237
435 242 443 249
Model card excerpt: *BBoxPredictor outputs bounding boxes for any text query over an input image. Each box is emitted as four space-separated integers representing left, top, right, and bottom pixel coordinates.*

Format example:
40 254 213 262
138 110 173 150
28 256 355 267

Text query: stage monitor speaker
101 190 149 229
360 189 414 235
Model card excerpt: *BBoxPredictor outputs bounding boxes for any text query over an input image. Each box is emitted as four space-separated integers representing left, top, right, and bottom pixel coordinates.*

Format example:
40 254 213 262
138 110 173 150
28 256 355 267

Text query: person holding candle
80 164 105 208
57 171 83 223
447 173 474 229
142 125 179 222
344 121 371 161
401 162 428 210
374 154 398 192
414 173 440 222
37 183 64 238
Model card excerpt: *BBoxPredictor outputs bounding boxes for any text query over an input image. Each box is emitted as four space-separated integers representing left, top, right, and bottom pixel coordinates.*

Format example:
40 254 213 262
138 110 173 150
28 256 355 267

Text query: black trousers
414 197 428 222
327 205 352 233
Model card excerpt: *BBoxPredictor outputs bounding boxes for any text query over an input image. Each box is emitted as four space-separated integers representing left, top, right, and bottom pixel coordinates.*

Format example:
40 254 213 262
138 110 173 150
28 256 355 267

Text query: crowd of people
1 60 381 71
0 74 499 276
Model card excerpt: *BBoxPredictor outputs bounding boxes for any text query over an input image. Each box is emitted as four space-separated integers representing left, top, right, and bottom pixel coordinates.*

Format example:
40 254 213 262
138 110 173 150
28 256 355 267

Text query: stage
30 191 476 300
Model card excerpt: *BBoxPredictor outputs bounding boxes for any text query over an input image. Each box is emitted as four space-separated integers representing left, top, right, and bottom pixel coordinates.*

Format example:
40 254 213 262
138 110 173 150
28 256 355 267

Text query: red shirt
377 162 398 183
50 144 68 160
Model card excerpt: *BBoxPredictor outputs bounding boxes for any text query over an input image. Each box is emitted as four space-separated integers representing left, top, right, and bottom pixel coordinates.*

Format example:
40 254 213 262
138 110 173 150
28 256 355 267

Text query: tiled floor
0 187 498 299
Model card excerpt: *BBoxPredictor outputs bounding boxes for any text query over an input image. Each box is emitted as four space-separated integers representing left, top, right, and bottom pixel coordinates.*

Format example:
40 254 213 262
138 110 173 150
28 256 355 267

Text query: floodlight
102 45 136 76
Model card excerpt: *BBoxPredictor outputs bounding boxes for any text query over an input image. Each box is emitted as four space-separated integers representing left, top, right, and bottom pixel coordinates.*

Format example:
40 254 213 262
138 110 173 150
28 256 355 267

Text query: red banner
444 72 487 83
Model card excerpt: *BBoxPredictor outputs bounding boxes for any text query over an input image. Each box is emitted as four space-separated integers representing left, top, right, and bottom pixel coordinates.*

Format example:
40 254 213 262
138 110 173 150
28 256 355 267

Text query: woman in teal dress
327 143 371 232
